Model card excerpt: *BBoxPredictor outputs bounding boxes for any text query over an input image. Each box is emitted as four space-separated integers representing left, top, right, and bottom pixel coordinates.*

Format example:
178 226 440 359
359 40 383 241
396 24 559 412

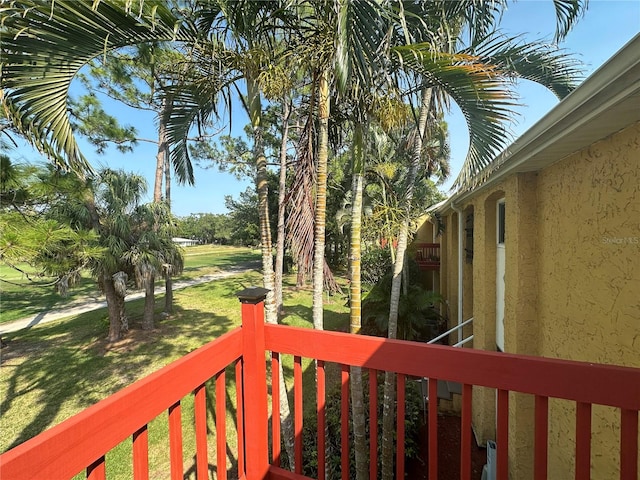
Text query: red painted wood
317 360 326 480
369 369 378 480
132 425 149 480
269 464 316 479
194 385 208 480
264 325 640 410
86 456 106 480
0 329 242 480
294 355 303 474
496 389 509 480
460 383 472 480
271 352 281 467
235 361 245 479
534 395 549 480
575 402 591 480
428 378 438 480
620 409 638 480
415 243 440 271
216 371 227 480
396 374 405 480
341 365 350 480
169 402 183 480
240 298 270 479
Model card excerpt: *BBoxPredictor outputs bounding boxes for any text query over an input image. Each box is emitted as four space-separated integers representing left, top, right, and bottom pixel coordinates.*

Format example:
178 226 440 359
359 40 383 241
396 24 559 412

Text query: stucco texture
537 122 640 479
434 122 640 479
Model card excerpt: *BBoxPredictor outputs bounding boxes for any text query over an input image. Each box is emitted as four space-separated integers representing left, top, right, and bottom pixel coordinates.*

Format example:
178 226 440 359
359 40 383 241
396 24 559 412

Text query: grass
0 245 260 324
0 265 349 479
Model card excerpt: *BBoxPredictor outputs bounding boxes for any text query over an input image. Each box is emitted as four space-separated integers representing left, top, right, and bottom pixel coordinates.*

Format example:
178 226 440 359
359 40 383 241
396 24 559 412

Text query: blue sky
10 0 640 217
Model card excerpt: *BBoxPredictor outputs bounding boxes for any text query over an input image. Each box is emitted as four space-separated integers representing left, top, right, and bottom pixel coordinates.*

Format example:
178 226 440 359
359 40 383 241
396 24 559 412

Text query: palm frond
552 0 588 42
1 0 197 175
465 33 583 99
391 44 518 189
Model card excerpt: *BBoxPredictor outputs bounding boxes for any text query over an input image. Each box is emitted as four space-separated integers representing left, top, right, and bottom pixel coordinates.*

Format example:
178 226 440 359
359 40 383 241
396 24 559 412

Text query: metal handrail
428 317 474 345
453 335 474 348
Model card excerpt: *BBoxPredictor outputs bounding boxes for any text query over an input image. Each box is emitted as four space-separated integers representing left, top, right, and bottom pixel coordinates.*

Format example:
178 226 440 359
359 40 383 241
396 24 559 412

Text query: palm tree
376 2 586 477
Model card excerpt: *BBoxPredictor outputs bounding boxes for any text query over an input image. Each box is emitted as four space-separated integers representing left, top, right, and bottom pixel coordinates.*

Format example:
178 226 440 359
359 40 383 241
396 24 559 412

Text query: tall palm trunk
312 69 330 331
274 98 292 317
247 74 296 469
144 97 171 327
163 125 173 314
349 124 368 480
313 68 331 480
381 88 433 480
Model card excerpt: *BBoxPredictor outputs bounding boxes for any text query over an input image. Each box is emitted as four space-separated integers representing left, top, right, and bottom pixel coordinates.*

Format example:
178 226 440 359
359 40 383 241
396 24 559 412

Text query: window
497 201 506 245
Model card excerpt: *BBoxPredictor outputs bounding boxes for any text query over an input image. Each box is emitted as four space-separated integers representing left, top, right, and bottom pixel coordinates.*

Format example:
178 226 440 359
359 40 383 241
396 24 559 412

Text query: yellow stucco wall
536 122 640 478
434 121 640 478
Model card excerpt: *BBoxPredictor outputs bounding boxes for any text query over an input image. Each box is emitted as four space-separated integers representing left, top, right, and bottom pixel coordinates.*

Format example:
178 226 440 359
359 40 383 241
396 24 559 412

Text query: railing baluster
271 352 281 467
341 364 350 480
369 369 378 480
575 402 591 479
396 373 406 480
620 408 638 480
428 378 438 480
318 360 326 480
294 355 303 474
86 455 106 480
216 371 227 480
534 395 549 480
132 425 149 480
460 383 472 479
193 385 208 480
236 360 245 479
496 389 509 480
168 401 183 480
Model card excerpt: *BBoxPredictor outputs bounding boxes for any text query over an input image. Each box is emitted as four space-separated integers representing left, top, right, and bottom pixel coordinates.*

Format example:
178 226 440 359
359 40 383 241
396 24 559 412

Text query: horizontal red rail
415 242 440 270
1 328 243 480
264 324 640 410
2 290 639 480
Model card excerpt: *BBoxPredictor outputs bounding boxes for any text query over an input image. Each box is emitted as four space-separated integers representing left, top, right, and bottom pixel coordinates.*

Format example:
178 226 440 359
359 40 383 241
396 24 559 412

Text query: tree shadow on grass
0 285 245 454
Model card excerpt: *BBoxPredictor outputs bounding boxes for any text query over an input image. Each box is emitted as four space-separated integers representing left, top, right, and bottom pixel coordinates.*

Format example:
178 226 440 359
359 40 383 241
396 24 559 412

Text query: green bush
301 370 423 478
361 246 393 286
361 260 447 342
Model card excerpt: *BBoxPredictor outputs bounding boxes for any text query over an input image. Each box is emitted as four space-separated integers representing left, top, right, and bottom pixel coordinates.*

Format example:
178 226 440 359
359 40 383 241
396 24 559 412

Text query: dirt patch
407 413 487 479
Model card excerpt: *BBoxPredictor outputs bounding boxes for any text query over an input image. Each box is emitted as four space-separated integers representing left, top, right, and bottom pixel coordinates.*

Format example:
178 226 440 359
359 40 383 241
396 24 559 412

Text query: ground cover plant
0 267 349 479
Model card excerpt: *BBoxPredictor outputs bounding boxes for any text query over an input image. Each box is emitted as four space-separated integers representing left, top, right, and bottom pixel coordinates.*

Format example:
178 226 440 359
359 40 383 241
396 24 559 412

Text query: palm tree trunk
103 274 122 342
274 98 292 317
381 88 433 480
312 69 330 332
349 123 367 480
163 124 173 314
247 73 296 469
142 268 155 330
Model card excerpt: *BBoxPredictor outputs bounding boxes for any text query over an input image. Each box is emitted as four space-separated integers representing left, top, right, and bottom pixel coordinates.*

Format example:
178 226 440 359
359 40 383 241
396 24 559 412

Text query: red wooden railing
1 288 639 480
415 243 440 271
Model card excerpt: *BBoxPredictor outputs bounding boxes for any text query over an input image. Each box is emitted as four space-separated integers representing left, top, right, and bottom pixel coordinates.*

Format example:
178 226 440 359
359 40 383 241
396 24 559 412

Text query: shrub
301 370 423 478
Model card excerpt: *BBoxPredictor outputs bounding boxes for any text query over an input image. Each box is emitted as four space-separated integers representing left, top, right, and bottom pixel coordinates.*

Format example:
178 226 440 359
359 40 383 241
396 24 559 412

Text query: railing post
237 287 270 480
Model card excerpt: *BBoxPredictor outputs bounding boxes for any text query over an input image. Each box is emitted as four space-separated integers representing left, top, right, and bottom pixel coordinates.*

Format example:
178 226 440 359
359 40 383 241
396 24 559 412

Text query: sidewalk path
0 263 258 335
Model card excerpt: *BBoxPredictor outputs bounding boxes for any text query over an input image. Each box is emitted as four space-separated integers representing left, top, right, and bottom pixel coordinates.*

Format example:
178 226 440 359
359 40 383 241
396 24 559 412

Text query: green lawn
0 245 260 324
0 268 349 479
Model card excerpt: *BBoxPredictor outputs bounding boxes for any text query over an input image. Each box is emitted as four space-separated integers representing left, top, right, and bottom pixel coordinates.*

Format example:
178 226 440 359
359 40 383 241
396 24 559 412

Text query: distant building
172 237 198 247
